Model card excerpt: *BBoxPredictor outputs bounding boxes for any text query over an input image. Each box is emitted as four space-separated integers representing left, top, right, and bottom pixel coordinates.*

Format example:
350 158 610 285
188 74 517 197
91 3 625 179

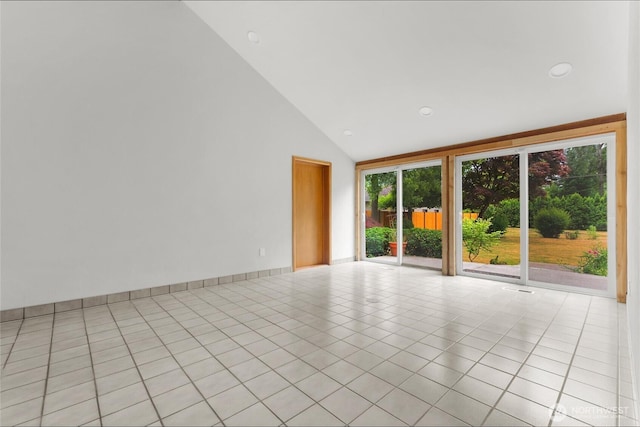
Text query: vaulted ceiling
185 1 629 162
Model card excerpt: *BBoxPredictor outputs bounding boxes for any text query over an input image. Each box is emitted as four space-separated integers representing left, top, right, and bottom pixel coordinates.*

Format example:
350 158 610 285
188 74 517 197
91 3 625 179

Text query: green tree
462 151 569 218
365 172 395 223
498 198 520 227
372 166 442 226
402 166 442 211
564 193 590 229
558 144 607 197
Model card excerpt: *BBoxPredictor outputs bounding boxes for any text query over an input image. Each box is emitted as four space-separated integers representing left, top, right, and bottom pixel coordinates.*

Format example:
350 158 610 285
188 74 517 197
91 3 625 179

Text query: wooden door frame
292 156 332 271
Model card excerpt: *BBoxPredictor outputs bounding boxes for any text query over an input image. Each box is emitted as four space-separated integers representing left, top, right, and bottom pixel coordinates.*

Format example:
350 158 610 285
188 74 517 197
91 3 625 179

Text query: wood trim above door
292 156 332 271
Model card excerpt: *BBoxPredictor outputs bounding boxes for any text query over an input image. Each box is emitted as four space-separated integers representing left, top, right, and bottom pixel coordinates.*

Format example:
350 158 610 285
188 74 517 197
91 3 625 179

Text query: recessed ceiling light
549 62 572 78
418 106 434 117
247 31 260 44
343 130 353 136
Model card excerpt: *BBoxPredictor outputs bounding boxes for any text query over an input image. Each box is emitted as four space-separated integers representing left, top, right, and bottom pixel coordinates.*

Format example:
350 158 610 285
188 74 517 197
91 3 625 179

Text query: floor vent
502 286 534 294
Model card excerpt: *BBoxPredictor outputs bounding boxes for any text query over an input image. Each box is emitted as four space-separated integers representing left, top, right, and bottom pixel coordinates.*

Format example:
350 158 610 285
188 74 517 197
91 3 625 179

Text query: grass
470 228 608 267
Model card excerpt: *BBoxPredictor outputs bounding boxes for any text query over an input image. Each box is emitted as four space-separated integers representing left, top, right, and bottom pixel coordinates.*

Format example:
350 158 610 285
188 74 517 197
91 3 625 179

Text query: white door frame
361 160 442 266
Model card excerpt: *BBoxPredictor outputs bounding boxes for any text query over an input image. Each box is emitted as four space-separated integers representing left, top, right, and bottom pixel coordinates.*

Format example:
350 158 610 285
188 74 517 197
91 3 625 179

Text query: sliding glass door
527 139 612 292
363 169 398 264
362 161 442 269
459 153 521 280
402 164 443 270
456 134 615 296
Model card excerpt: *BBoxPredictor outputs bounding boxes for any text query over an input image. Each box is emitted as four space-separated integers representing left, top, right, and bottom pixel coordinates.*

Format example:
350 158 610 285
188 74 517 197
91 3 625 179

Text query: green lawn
471 228 607 267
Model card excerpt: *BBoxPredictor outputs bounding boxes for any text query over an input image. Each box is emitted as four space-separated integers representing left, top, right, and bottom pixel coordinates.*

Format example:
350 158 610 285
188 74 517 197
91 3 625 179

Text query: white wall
627 0 640 415
0 1 355 310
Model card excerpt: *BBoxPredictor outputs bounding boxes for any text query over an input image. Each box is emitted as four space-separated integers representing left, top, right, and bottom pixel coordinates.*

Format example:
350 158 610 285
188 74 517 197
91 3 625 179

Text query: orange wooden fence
367 210 478 230
412 212 442 230
411 211 478 230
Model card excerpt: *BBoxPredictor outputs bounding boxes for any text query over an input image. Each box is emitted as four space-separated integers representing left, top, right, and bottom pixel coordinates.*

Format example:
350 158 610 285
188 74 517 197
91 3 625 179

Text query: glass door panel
402 165 442 270
364 170 398 264
460 154 520 279
528 144 609 291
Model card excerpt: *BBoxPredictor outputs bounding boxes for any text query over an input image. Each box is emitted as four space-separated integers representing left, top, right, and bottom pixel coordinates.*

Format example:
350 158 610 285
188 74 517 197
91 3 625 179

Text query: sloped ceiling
184 1 629 162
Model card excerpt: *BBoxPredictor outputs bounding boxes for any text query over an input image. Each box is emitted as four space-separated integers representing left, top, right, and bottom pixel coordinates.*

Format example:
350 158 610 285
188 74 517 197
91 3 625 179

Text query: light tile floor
1 262 637 426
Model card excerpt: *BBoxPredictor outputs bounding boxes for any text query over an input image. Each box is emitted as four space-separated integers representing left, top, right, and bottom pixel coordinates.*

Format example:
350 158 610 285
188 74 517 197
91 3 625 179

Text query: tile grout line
462 292 573 427
132 280 612 424
423 303 534 425
348 269 507 419
548 301 627 425
81 307 104 427
6 272 420 426
208 273 512 424
310 297 450 423
1 317 25 370
104 303 165 427
247 271 510 424
376 284 536 425
3 264 627 427
0 266 298 325
128 296 236 425
231 286 394 424
543 297 592 427
157 289 293 425
37 314 56 427
127 270 568 424
335 299 464 424
184 284 375 424
191 281 402 423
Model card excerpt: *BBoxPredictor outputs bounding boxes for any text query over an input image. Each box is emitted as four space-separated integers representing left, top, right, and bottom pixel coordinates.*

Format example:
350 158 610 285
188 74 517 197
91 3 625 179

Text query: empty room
1 1 639 426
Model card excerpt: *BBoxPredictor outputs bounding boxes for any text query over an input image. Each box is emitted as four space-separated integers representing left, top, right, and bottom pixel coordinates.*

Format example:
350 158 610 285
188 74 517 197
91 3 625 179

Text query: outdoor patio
371 257 608 291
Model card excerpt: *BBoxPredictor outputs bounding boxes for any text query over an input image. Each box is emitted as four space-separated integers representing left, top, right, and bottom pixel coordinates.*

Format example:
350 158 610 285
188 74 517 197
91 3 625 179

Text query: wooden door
292 157 331 270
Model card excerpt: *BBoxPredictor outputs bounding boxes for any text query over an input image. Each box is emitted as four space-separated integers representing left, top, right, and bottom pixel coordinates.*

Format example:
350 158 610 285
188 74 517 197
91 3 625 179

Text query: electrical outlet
259 248 266 257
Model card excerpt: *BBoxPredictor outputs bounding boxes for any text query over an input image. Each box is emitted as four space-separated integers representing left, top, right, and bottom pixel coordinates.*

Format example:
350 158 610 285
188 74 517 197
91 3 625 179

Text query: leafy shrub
586 225 598 240
575 245 608 276
529 193 606 230
484 204 498 220
486 199 519 230
564 230 580 240
529 197 551 228
564 193 591 230
365 227 394 257
462 218 503 261
488 213 509 233
406 229 442 258
498 198 520 227
592 193 608 231
534 208 570 238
